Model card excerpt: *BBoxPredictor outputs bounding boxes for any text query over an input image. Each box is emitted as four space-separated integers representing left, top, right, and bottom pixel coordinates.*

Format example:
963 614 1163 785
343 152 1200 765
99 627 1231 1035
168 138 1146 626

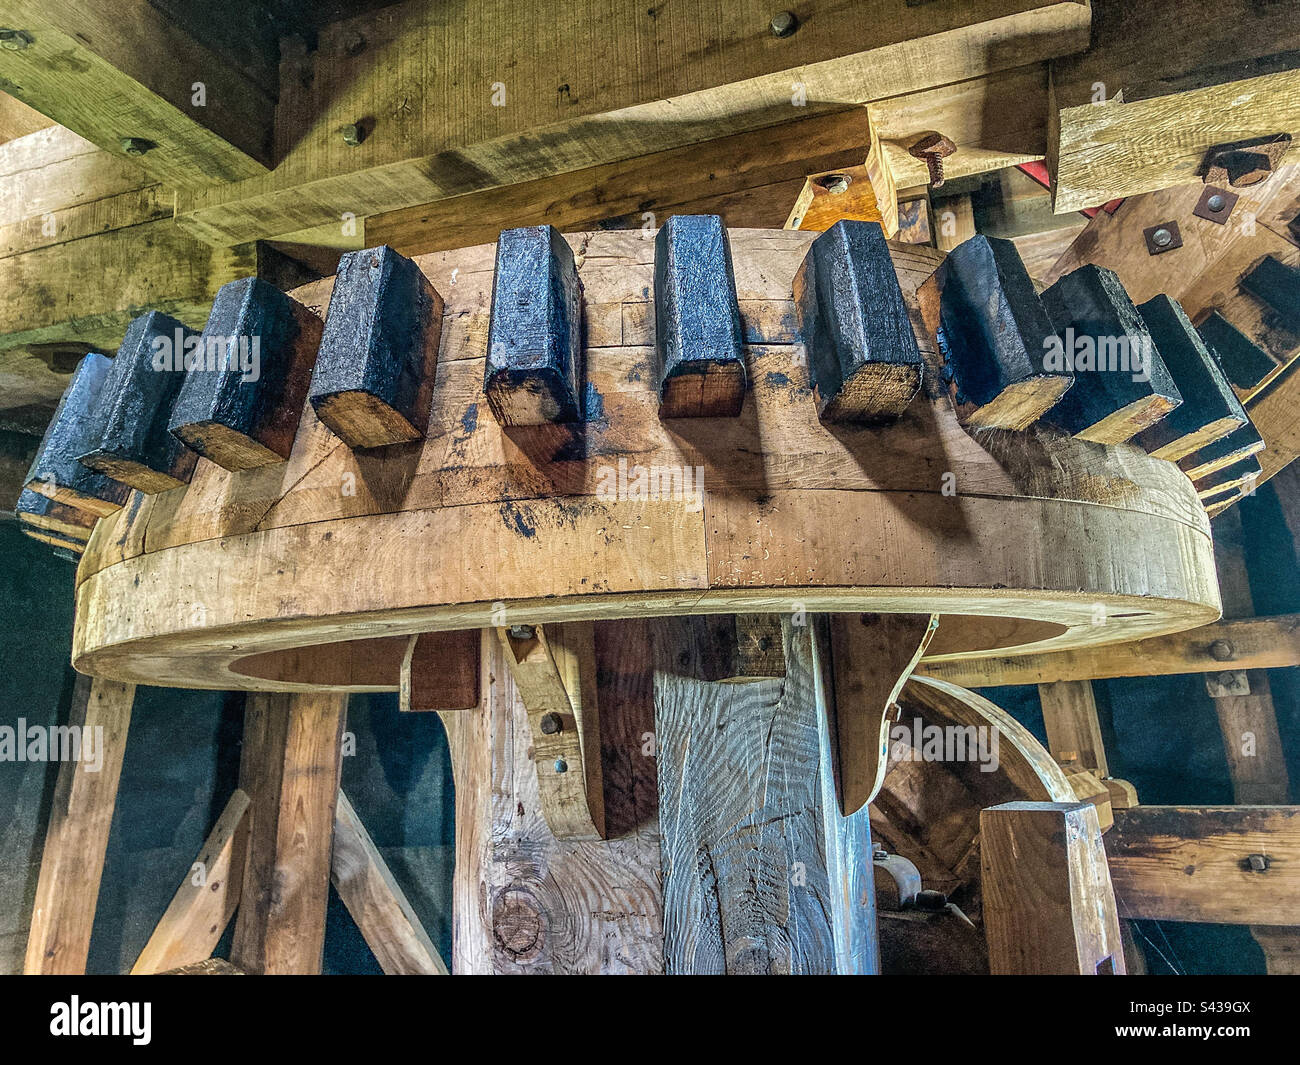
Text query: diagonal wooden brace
497 623 605 840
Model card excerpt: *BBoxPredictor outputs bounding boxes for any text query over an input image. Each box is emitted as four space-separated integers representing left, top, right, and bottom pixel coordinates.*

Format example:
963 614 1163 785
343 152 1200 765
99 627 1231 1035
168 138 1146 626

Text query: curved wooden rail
71 230 1221 690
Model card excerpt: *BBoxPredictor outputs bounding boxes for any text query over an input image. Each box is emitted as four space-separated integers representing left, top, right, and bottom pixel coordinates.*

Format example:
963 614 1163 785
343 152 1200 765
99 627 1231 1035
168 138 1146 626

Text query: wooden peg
310 245 444 449
654 214 747 418
497 623 605 840
399 630 482 712
77 311 201 493
794 219 922 422
920 235 1071 429
484 225 583 425
168 277 322 470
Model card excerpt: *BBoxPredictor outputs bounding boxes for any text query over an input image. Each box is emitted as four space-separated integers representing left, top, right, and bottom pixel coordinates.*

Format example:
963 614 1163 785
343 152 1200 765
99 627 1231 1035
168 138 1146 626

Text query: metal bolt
1247 853 1270 872
1151 227 1174 248
120 137 155 156
340 123 364 147
508 623 536 641
0 28 32 50
908 133 957 190
1206 193 1227 212
1218 671 1238 688
770 11 799 37
539 712 563 735
1208 639 1235 662
818 173 851 195
553 758 568 773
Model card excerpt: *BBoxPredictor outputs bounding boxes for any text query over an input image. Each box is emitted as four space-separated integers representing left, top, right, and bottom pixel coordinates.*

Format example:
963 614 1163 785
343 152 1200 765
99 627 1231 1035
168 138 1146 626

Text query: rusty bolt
770 11 799 37
1208 639 1235 662
0 28 32 50
120 137 155 156
1247 853 1270 872
539 712 563 735
507 624 536 641
908 133 956 189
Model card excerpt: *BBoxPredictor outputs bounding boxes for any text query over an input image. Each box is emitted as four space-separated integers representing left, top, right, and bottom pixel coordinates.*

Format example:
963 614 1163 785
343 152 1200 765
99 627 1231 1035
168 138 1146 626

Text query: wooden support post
229 691 346 975
77 311 201 492
331 790 448 975
656 617 877 974
168 278 322 470
497 624 605 841
309 246 444 449
980 800 1126 975
23 352 129 515
400 630 482 712
1038 680 1109 775
24 675 135 974
1133 296 1248 460
131 788 250 974
653 214 747 418
919 235 1071 430
794 219 923 423
483 226 583 426
827 612 939 815
1040 266 1182 443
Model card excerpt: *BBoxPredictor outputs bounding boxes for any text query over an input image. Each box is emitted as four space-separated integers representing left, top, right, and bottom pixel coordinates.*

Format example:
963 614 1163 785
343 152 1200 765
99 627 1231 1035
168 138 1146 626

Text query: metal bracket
1192 185 1239 225
1144 221 1182 255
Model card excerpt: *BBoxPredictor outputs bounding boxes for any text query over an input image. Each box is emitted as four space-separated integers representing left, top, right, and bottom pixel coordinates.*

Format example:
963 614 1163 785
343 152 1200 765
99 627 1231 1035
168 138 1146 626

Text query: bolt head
770 11 799 37
820 174 851 195
1208 639 1235 662
539 712 563 735
340 122 363 147
1152 227 1173 247
0 28 32 51
1206 194 1227 212
1248 853 1270 872
553 759 568 774
508 623 536 641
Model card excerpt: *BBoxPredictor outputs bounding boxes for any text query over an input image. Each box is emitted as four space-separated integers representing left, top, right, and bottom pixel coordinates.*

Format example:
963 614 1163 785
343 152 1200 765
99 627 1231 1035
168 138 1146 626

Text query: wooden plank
175 0 1092 246
794 219 922 422
130 788 250 974
330 789 449 975
229 691 346 975
23 676 135 974
1179 420 1265 481
14 487 95 542
654 214 746 418
310 246 443 448
0 0 273 183
1038 680 1108 775
400 630 482 712
1106 806 1300 925
981 800 1125 974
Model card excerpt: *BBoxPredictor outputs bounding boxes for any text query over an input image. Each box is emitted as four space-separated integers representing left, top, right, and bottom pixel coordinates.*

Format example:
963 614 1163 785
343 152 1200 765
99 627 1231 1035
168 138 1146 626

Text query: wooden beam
0 87 50 143
174 0 1091 246
981 800 1125 974
229 691 346 975
400 630 482 712
0 0 273 183
1105 806 1300 925
330 789 448 975
1038 680 1108 775
130 788 250 974
24 675 135 974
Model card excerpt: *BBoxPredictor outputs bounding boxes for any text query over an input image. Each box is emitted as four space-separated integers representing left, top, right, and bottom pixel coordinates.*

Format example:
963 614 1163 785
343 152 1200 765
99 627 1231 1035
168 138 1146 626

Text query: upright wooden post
980 800 1125 975
230 691 346 975
24 675 135 974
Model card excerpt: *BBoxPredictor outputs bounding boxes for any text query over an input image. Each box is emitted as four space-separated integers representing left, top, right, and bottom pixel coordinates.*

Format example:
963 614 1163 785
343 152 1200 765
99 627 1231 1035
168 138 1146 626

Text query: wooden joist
483 226 583 426
1039 266 1182 443
77 312 200 492
23 352 128 515
310 246 443 449
795 219 922 423
168 278 322 470
654 214 747 418
1106 806 1300 925
920 234 1070 429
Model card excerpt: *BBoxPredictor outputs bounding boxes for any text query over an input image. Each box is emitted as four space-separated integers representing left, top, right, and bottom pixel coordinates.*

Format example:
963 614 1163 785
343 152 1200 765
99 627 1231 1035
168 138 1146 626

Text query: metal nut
507 624 536 641
770 11 799 37
1208 639 1235 662
340 123 364 147
1247 854 1270 872
539 712 563 735
817 174 851 195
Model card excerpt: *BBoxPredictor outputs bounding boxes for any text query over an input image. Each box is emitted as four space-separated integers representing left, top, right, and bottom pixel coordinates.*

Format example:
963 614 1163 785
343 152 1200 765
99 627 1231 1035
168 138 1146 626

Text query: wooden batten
920 234 1071 429
1133 295 1248 461
22 352 129 516
168 278 322 470
309 246 444 449
795 219 922 423
1196 454 1262 500
483 226 583 426
1179 420 1265 481
653 214 747 418
1241 255 1300 334
1040 266 1182 443
77 311 201 493
1198 311 1276 393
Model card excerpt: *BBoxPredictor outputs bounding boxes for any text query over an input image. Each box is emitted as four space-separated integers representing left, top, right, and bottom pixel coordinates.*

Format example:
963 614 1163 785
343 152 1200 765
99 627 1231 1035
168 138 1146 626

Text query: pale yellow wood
1038 680 1108 775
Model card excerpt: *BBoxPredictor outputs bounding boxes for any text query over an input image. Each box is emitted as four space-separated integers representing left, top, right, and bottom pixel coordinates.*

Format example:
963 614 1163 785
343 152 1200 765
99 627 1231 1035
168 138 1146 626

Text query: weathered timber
14 487 95 543
1133 296 1248 461
1198 311 1276 393
919 234 1070 429
1040 266 1182 443
794 220 922 422
653 214 746 418
1241 255 1300 334
400 630 481 712
1106 806 1300 925
483 226 583 426
1196 454 1261 500
168 278 322 470
1039 680 1108 775
22 352 129 515
309 246 443 449
981 800 1125 974
77 312 200 492
1179 420 1265 481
